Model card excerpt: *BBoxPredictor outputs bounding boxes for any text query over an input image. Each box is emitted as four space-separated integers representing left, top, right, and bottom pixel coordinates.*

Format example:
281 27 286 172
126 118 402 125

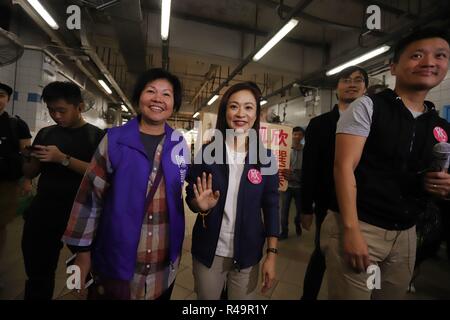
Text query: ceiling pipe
190 64 219 105
162 39 169 70
23 44 63 65
101 0 147 75
244 0 362 31
264 1 449 101
196 0 314 114
256 0 417 20
79 22 135 114
144 6 325 48
13 0 117 103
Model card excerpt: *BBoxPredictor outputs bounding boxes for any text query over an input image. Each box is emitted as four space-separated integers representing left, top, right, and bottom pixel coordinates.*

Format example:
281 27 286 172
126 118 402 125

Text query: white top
215 142 246 258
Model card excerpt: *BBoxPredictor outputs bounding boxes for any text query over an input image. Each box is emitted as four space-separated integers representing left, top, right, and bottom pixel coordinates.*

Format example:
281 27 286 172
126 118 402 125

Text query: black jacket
351 89 450 230
185 143 280 270
301 105 340 216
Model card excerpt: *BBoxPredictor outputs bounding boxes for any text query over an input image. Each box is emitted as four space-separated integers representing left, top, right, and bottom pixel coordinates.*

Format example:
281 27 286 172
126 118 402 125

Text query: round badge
248 168 262 185
433 127 448 142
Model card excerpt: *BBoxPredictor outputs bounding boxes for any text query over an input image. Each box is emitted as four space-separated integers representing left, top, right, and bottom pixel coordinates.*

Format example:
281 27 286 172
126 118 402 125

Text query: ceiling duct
99 0 147 74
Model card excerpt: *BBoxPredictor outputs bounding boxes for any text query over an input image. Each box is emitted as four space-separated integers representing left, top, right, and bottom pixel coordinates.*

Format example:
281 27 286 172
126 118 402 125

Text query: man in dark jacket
300 66 368 300
329 27 450 299
0 82 32 288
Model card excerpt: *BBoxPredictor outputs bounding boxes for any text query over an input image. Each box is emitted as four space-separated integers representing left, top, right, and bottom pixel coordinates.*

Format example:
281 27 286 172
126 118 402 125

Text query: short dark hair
392 27 450 63
41 81 82 106
215 81 262 136
336 66 369 88
293 126 305 134
0 82 13 98
132 68 182 112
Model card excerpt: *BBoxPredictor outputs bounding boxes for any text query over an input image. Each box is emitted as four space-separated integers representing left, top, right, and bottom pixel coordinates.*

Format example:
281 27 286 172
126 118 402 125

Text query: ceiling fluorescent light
207 94 219 106
121 104 128 112
161 0 172 40
98 79 112 94
253 18 299 62
260 99 268 106
193 112 200 118
27 0 59 30
326 45 391 76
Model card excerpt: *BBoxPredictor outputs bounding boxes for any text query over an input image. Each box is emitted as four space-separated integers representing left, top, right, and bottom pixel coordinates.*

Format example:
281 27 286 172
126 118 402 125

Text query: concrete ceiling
10 0 450 116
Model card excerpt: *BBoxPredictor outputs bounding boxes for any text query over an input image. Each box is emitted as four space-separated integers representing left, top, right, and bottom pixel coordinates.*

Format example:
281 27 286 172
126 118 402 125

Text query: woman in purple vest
62 68 189 300
185 82 280 299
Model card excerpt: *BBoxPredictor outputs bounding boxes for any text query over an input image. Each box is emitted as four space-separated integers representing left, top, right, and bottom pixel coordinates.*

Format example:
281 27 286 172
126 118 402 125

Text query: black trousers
280 187 302 235
301 208 327 300
21 207 68 300
156 281 175 301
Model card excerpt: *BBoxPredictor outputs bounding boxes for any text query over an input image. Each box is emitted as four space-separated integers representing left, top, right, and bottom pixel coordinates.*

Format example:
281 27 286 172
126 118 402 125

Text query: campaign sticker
433 127 448 142
247 169 262 185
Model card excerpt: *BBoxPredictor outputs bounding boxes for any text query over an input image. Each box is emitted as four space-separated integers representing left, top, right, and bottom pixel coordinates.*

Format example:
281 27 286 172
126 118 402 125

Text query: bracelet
199 209 211 229
266 248 278 254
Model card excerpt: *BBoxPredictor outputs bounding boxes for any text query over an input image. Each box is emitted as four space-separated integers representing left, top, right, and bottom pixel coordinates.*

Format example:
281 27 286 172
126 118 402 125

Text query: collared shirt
63 133 178 300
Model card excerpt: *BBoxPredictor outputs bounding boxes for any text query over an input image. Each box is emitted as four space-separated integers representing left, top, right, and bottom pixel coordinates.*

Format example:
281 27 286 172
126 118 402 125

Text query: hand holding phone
21 145 38 159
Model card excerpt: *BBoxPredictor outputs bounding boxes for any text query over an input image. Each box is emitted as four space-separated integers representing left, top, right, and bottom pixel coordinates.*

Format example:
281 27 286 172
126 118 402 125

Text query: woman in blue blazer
186 82 280 299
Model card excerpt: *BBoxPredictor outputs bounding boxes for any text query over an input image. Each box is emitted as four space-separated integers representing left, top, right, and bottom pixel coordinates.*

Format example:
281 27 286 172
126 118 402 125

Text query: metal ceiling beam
143 6 326 49
244 0 362 31
264 1 449 100
101 0 147 74
80 21 135 114
257 0 418 19
190 64 219 105
196 0 315 114
352 0 418 18
162 39 169 70
12 0 117 103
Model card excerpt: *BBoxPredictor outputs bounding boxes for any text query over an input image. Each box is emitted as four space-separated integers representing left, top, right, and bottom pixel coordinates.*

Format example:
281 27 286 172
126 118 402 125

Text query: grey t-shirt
336 95 425 137
289 148 303 188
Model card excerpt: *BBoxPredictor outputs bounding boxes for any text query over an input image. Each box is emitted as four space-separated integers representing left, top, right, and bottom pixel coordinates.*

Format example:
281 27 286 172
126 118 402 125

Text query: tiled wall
427 73 450 117
1 50 43 134
1 49 108 139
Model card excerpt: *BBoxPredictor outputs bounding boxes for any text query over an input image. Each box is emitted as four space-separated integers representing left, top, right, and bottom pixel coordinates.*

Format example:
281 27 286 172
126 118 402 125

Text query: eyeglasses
339 77 365 85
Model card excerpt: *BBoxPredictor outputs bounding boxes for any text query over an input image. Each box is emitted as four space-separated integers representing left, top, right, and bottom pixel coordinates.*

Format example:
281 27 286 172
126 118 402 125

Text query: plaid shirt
63 134 178 300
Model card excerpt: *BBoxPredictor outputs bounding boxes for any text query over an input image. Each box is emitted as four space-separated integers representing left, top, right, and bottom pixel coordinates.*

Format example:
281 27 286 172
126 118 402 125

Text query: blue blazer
185 144 280 270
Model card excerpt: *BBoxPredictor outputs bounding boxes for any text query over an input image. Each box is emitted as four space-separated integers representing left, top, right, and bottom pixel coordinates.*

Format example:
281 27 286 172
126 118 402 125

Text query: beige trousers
320 211 416 300
193 255 259 300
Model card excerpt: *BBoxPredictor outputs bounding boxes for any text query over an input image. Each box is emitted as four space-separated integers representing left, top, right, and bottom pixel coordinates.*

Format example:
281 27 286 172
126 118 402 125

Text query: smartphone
65 254 94 289
25 145 39 152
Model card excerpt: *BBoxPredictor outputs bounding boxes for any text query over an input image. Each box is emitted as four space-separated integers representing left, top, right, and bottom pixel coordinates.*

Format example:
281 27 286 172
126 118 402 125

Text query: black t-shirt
31 123 104 212
0 112 32 180
139 132 165 169
0 112 32 154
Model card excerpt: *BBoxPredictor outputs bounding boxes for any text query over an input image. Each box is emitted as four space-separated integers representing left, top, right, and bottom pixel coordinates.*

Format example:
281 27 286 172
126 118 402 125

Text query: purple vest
92 117 187 280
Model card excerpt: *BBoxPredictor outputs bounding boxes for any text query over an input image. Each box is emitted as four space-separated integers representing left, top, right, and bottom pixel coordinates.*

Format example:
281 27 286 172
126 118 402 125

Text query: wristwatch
61 155 71 167
266 248 278 254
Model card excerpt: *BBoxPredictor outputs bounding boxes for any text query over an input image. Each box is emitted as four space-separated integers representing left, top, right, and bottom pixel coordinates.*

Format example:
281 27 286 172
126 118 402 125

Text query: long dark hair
215 81 262 135
213 81 266 166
